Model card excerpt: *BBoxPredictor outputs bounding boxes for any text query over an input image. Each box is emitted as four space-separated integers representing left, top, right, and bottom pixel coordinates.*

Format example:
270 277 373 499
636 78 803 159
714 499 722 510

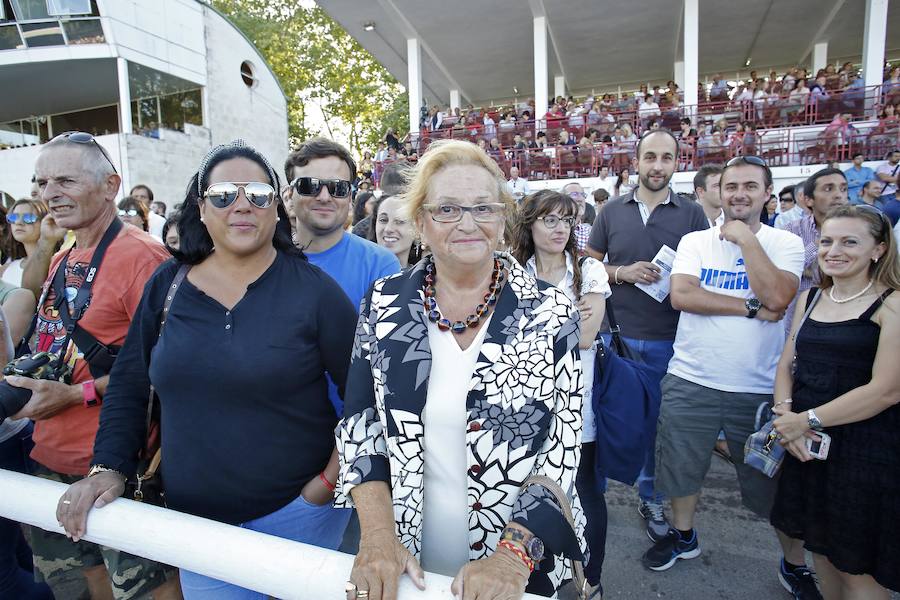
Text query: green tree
208 0 406 155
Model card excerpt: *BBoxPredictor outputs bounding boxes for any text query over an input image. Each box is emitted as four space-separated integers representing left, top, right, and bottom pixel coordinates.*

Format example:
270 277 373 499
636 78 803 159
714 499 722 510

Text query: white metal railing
0 469 544 599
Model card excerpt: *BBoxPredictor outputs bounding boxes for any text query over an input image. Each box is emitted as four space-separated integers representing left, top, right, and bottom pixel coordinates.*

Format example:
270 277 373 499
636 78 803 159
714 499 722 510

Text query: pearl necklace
828 280 874 304
423 256 504 334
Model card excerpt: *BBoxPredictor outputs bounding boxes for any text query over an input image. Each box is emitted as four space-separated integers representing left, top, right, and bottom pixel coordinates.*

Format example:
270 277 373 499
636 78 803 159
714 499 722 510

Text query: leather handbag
743 289 821 478
125 264 191 505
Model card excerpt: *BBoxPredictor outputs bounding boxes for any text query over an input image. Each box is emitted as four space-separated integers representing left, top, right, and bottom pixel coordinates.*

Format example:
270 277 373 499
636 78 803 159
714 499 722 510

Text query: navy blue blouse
92 252 357 524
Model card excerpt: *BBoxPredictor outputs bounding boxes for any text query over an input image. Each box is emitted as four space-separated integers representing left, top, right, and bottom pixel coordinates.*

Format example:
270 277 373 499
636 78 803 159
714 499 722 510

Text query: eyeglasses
567 191 587 200
726 155 768 169
204 182 275 209
118 209 140 218
423 203 506 223
537 214 576 229
53 131 118 174
6 213 39 224
292 177 352 198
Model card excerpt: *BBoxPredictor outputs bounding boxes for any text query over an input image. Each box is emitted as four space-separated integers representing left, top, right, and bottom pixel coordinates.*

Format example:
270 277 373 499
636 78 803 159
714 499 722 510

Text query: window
62 18 102 44
46 0 91 16
0 23 22 49
240 60 256 88
20 20 64 46
10 0 50 20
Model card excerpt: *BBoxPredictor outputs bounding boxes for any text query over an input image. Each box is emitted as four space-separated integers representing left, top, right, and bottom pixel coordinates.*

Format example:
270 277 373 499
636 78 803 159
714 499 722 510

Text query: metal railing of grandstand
0 469 545 599
371 85 895 183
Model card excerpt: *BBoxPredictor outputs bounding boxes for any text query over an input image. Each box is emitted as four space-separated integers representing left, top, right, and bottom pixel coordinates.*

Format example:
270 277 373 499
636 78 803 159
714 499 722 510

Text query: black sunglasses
53 131 118 174
292 177 351 198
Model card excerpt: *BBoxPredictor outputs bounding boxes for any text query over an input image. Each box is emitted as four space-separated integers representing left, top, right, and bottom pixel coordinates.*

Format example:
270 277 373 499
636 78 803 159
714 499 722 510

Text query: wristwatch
82 380 100 408
745 298 762 319
87 464 125 479
500 526 545 562
807 409 823 431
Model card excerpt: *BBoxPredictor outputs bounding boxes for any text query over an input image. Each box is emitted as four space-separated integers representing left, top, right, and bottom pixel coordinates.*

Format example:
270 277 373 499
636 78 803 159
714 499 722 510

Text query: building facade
0 0 288 210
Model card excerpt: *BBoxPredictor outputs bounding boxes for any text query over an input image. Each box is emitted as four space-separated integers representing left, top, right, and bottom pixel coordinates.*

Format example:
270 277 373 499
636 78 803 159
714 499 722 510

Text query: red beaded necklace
423 256 505 334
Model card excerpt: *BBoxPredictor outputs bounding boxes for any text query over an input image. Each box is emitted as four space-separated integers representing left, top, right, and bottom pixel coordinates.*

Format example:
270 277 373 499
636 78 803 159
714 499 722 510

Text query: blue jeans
179 495 351 600
600 335 674 504
0 422 54 600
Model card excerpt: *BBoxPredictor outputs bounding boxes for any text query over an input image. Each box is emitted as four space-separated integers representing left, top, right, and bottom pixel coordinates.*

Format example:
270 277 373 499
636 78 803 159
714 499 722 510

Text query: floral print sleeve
334 287 391 508
510 292 586 560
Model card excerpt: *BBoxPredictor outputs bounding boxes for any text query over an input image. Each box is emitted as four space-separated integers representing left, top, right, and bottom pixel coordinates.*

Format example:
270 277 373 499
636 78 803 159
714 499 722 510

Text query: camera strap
48 217 123 378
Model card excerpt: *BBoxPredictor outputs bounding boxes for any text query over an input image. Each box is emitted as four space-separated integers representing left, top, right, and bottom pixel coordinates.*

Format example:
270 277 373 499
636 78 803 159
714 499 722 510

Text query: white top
1 258 24 288
148 211 166 239
525 254 611 442
507 177 531 200
774 205 804 229
420 314 492 577
707 208 725 228
594 176 616 198
668 225 804 393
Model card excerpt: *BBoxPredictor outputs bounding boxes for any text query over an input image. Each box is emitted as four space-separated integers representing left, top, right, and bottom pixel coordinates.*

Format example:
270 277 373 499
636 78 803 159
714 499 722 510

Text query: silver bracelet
614 266 624 285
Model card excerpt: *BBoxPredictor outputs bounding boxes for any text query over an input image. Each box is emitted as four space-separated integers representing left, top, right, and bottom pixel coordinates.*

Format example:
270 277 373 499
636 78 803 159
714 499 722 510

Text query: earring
200 217 205 223
874 257 879 264
276 217 281 222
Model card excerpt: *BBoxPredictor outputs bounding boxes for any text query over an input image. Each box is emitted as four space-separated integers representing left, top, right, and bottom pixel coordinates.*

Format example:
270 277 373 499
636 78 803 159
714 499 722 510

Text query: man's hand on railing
57 470 126 542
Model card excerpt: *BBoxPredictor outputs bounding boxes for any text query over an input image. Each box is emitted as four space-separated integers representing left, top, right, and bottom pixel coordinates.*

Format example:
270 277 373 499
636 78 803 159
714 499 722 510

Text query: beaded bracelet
319 472 336 492
497 540 535 572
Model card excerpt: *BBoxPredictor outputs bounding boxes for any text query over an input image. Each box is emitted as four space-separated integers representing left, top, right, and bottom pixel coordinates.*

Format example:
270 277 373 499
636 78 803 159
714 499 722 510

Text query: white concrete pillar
117 57 133 135
812 42 828 76
533 16 549 130
674 61 685 91
683 0 699 122
554 76 565 100
862 0 888 90
407 38 422 136
449 89 460 112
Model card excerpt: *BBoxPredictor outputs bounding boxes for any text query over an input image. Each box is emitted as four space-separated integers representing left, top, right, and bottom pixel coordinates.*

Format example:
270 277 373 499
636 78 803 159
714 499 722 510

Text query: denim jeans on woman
179 496 351 600
0 421 54 600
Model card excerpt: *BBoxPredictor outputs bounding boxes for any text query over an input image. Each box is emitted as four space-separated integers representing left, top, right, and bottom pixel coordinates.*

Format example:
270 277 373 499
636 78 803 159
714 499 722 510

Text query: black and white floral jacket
335 253 586 596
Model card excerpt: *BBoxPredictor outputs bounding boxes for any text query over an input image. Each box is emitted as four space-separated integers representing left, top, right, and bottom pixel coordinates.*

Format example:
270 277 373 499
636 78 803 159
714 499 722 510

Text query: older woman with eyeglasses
57 140 358 600
338 140 586 600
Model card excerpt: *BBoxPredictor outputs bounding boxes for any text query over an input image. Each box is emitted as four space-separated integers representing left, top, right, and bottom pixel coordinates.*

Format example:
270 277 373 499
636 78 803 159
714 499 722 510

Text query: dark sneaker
642 529 701 571
637 500 670 542
778 559 823 599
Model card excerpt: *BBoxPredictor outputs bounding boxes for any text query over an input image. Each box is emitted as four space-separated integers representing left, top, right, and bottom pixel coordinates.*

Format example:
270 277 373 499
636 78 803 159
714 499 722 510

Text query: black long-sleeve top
92 253 357 524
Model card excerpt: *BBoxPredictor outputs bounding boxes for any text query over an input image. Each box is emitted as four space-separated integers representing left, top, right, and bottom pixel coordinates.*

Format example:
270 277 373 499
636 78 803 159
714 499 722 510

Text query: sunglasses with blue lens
6 213 39 224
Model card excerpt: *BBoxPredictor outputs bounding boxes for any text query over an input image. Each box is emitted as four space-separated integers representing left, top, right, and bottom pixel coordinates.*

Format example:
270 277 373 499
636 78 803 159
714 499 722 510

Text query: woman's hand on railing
348 527 425 600
450 547 530 600
57 470 126 542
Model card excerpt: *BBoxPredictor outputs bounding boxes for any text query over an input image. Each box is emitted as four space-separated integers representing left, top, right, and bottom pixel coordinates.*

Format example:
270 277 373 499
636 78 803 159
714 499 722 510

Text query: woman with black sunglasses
56 140 358 599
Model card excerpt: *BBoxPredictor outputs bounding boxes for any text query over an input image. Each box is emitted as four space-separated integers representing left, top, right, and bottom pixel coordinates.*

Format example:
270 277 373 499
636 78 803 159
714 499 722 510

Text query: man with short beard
648 157 816 599
586 129 708 545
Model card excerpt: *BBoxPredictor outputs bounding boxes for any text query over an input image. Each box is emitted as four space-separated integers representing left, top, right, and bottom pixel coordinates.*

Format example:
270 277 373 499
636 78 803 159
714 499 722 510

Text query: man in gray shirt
587 129 708 541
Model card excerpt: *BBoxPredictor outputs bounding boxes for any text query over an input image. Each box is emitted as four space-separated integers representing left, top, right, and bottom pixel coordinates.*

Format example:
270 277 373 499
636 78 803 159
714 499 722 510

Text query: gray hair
40 137 116 185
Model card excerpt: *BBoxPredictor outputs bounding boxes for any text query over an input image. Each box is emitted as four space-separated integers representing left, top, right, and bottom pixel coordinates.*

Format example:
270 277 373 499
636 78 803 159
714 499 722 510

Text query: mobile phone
805 432 831 460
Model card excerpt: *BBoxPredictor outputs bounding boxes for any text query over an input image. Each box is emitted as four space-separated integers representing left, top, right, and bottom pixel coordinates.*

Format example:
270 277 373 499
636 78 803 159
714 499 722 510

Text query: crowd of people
0 125 897 600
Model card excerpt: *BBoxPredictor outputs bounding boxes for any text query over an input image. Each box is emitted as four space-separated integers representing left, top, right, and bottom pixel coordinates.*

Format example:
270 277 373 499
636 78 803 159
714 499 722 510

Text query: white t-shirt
420 315 492 577
667 225 804 393
1 258 24 288
148 211 166 239
525 254 611 442
594 176 616 198
507 177 531 200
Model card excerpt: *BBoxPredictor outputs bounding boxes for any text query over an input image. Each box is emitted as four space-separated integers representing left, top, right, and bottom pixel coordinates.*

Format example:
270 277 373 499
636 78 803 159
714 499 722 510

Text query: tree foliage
208 0 405 155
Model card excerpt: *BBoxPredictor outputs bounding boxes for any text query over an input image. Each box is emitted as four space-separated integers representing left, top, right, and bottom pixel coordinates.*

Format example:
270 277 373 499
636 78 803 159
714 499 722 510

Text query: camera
0 352 72 421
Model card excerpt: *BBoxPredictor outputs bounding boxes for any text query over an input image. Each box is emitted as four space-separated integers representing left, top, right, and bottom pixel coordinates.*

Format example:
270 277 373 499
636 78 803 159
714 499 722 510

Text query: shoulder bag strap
880 162 900 195
792 289 822 343
144 263 191 439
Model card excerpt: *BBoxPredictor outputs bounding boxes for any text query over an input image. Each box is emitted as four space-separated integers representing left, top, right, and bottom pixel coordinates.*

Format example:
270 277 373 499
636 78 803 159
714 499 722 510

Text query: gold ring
62 500 72 505
356 592 369 599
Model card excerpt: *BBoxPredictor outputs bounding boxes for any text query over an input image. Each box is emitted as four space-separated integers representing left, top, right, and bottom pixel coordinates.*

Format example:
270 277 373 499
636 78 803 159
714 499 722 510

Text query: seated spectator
809 75 831 108
483 112 497 140
882 66 900 105
385 127 402 151
639 94 661 129
709 74 729 101
60 140 358 599
855 179 889 212
846 152 876 202
869 104 900 158
488 137 504 160
559 130 576 146
615 167 635 197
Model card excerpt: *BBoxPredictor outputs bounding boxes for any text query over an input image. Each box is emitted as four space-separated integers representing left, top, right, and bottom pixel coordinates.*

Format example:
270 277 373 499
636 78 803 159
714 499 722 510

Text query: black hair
778 185 795 200
722 156 772 189
162 211 180 255
173 145 299 265
635 128 680 161
283 137 357 183
353 191 374 225
693 163 724 192
129 184 154 202
851 151 864 159
803 167 847 199
582 202 596 225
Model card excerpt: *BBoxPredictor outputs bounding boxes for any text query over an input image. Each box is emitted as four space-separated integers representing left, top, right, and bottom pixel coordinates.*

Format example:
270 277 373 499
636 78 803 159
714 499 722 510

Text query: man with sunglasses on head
11 132 175 599
650 156 818 599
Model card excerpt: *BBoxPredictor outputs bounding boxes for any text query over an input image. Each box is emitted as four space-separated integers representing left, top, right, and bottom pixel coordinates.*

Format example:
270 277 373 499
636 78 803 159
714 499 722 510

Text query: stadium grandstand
319 0 899 193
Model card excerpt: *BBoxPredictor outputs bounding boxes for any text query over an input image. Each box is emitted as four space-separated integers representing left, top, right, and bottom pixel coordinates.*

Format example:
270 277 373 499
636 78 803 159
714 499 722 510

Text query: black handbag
125 264 191 505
